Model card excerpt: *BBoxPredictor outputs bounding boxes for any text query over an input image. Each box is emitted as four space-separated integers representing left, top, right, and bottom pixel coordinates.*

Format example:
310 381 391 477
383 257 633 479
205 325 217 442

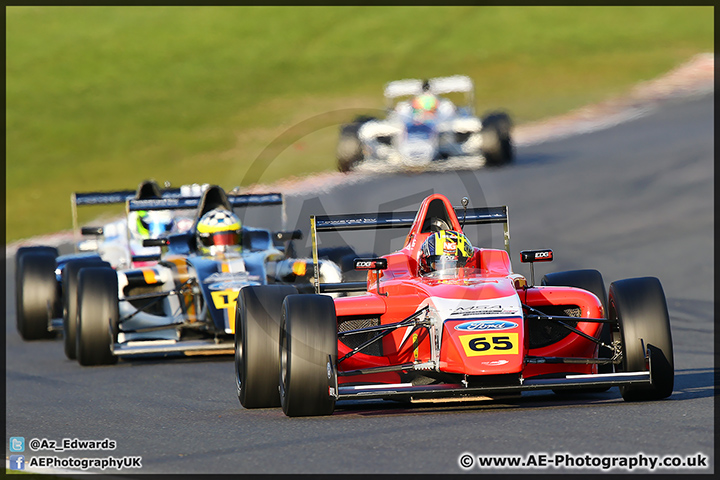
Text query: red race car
235 194 673 417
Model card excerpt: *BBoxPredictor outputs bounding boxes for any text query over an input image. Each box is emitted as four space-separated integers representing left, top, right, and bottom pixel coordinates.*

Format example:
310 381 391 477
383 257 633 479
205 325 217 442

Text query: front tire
76 267 119 366
62 259 110 360
16 249 58 340
235 285 298 408
279 294 337 417
337 122 366 172
609 277 674 401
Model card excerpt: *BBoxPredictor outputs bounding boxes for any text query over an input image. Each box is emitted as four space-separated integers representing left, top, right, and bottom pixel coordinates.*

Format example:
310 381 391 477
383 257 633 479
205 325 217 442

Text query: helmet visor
148 220 174 238
434 255 458 272
212 231 240 247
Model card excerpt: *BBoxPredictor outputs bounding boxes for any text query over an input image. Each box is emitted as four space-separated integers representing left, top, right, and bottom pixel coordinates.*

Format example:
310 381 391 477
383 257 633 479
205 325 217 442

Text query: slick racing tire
542 269 612 394
236 285 298 408
16 248 59 340
16 245 59 260
337 124 363 172
76 267 119 366
609 277 674 401
542 269 612 369
481 112 513 166
337 118 374 173
62 258 110 360
279 294 338 417
541 269 608 313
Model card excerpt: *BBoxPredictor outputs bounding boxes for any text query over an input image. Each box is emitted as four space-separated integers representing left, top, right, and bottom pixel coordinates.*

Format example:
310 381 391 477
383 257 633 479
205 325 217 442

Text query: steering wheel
429 217 451 232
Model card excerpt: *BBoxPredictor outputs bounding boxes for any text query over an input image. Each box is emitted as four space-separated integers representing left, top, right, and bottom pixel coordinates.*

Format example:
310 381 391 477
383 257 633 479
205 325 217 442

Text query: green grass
6 6 713 242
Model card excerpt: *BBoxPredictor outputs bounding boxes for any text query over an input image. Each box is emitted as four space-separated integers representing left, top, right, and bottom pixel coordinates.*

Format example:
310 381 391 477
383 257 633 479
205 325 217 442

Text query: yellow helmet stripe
196 221 240 234
457 235 467 256
435 230 445 256
433 230 472 257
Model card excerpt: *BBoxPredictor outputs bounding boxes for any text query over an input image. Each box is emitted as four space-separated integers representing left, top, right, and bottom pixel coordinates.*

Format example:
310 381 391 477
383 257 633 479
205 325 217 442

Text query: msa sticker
451 305 518 317
459 333 519 357
211 290 240 332
482 360 509 366
204 272 249 284
454 320 518 332
208 280 260 291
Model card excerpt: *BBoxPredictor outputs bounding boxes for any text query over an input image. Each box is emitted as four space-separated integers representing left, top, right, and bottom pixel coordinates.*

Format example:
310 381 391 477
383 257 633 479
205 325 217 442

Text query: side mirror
81 226 104 236
143 238 169 248
519 249 553 287
354 258 388 296
274 230 303 242
520 249 553 263
353 258 388 271
132 254 161 263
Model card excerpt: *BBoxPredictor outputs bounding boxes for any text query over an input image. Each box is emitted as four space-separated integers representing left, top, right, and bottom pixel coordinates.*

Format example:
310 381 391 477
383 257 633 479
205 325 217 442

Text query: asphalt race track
5 93 714 474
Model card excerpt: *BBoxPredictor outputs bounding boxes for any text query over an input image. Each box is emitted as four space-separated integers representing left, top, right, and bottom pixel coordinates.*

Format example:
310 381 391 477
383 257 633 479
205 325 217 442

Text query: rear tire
279 294 337 417
541 270 611 362
541 269 607 313
16 249 58 340
609 277 674 401
235 285 298 408
481 112 513 166
62 259 111 360
542 269 612 394
76 267 119 366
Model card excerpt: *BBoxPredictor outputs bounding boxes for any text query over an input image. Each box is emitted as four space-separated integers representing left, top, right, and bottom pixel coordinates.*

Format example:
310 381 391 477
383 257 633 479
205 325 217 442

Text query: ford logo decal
454 320 518 331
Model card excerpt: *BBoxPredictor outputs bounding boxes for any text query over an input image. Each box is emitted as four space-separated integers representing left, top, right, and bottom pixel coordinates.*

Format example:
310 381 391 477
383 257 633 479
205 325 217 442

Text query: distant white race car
337 76 513 172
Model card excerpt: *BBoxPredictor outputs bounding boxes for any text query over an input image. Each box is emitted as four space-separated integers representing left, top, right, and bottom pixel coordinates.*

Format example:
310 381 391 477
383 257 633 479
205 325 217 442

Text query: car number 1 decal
459 333 518 357
211 290 239 333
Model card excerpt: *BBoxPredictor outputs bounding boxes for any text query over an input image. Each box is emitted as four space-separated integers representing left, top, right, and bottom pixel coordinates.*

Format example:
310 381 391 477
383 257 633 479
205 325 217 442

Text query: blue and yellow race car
70 185 341 366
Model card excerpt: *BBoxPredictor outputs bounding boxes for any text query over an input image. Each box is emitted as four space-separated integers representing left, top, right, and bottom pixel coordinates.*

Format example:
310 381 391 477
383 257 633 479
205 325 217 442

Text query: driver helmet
419 230 472 275
135 210 175 239
196 208 242 255
411 94 439 122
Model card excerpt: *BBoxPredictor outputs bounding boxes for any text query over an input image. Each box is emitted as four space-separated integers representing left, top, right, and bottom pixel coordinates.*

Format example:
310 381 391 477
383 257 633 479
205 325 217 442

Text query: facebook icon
9 455 25 471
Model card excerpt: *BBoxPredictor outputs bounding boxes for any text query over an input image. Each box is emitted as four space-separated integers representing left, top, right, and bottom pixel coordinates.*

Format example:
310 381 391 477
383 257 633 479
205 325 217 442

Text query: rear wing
127 193 283 212
126 192 285 255
384 75 475 110
310 205 509 293
71 188 184 240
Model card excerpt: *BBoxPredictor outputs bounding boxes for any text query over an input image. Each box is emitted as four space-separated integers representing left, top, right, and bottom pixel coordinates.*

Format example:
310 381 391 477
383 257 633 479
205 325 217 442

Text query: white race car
337 76 513 172
15 180 195 356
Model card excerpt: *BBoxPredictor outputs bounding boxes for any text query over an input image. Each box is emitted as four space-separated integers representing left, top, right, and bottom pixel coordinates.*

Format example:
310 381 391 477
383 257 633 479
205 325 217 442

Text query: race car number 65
459 333 519 356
